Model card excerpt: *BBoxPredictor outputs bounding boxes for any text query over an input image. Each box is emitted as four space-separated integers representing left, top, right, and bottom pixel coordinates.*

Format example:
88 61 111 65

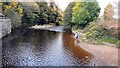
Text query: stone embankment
0 13 11 39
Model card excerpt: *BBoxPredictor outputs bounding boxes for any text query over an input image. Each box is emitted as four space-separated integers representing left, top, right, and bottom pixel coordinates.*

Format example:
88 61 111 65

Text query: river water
2 27 95 66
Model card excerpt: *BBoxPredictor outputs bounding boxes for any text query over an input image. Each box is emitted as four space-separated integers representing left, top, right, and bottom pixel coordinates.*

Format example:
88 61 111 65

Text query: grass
72 29 120 48
100 37 120 47
101 37 118 44
82 36 120 48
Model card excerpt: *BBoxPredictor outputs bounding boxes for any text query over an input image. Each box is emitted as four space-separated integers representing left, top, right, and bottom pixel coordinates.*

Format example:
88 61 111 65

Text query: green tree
56 9 63 25
21 2 40 26
37 2 50 24
63 2 75 26
49 2 59 25
72 1 100 28
48 2 63 25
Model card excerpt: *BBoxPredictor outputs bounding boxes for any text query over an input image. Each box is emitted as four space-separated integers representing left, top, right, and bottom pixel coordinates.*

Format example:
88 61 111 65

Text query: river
2 27 95 66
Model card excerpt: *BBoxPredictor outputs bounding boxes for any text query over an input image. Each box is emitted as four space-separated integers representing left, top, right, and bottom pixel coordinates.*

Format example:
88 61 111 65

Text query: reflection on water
63 32 92 59
2 28 93 66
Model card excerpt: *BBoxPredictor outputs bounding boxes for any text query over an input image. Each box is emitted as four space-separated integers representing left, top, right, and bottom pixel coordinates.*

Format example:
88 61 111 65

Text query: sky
55 0 119 17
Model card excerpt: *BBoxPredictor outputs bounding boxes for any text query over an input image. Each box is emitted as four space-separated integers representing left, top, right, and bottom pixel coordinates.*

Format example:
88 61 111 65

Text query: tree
63 2 75 26
48 2 63 25
3 2 63 27
56 9 64 25
21 2 40 26
2 2 23 28
49 2 58 23
72 1 100 28
37 2 50 24
103 3 115 20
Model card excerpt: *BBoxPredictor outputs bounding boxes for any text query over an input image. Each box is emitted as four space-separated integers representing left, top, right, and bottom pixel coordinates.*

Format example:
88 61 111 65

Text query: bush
84 21 120 46
84 22 107 39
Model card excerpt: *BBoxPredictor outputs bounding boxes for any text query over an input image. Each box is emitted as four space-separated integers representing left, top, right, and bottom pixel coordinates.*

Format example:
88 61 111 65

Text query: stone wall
0 18 11 39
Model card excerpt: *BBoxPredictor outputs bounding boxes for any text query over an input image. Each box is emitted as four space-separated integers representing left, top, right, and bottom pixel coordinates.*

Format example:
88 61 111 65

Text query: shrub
84 21 120 46
84 22 107 39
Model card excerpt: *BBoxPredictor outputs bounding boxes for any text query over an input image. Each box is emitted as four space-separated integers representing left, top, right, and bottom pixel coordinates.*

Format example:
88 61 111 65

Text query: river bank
72 30 119 66
30 24 55 30
80 42 118 66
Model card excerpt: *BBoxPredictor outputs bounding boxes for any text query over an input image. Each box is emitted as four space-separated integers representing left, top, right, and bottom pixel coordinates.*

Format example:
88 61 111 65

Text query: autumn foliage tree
2 2 23 28
103 3 114 20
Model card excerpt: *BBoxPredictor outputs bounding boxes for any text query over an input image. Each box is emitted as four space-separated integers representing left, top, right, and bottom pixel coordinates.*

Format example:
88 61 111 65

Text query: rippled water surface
2 28 94 66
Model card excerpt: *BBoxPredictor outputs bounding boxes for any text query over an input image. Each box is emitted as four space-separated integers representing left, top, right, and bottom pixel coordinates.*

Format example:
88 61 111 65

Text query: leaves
72 1 100 28
63 2 75 26
2 2 23 28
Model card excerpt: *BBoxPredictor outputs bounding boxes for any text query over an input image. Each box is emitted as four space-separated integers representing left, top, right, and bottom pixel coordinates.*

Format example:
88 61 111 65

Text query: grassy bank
72 24 120 48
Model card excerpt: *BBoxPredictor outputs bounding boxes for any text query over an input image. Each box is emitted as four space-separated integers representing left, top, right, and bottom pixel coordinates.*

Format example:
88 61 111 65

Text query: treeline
84 3 120 46
2 2 63 28
63 1 100 29
64 1 119 46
